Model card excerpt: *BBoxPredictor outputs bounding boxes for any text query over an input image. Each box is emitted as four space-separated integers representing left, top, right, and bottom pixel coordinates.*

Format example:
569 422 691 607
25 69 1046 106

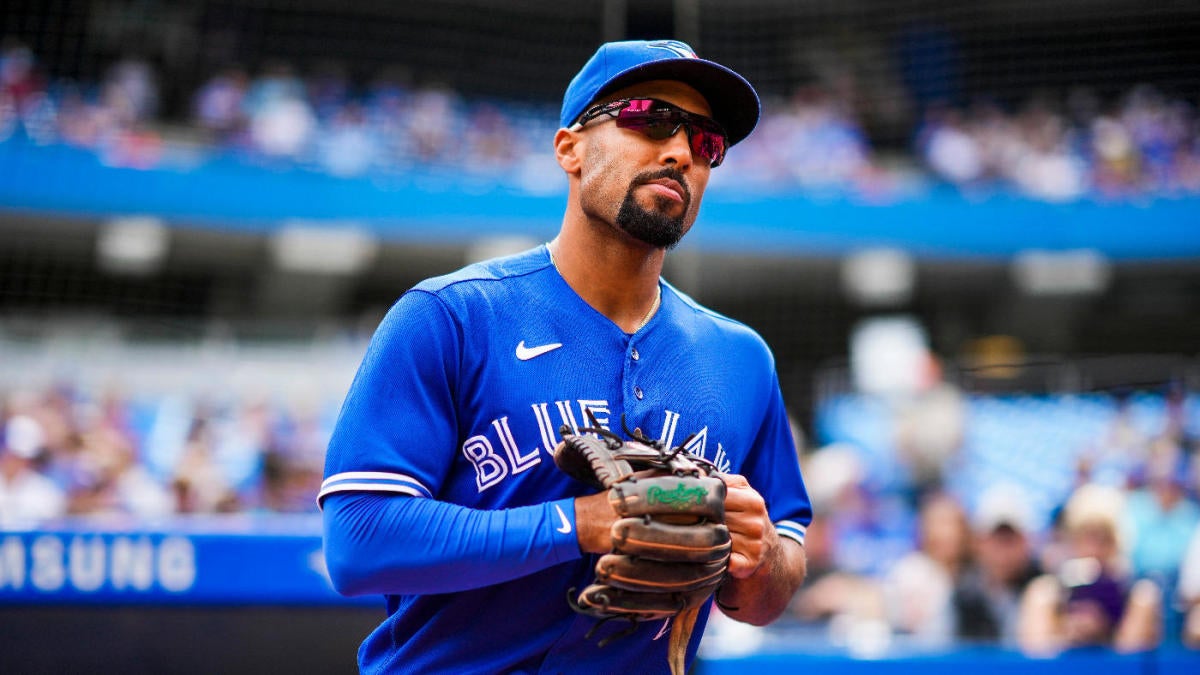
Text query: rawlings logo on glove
647 483 711 509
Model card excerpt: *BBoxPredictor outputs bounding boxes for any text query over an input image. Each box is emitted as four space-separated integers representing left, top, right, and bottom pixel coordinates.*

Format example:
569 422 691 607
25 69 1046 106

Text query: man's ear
554 128 582 174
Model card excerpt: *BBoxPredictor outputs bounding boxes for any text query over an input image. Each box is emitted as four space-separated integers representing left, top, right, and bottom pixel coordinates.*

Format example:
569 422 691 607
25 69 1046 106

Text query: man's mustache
631 168 691 204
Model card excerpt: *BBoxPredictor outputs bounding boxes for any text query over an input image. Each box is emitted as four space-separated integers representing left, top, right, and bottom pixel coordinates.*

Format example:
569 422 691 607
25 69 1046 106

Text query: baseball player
320 39 812 674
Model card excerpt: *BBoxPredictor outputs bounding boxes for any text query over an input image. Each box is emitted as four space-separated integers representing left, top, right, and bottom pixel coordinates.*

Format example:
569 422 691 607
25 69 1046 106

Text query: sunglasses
572 98 729 167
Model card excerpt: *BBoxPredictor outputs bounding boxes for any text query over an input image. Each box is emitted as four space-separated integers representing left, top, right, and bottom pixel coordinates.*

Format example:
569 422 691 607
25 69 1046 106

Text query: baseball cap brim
590 60 759 146
561 42 761 147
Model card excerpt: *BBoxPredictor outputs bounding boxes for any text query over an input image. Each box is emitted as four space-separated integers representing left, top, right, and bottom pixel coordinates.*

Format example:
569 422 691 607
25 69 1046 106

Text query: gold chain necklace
548 243 661 332
635 285 662 332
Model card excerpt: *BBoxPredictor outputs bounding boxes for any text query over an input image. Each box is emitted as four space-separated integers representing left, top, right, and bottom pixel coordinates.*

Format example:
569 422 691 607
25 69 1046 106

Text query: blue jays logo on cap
560 39 761 147
646 40 698 59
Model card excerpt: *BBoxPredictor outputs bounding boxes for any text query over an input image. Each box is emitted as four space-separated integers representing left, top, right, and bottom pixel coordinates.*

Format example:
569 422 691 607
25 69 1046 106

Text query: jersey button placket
626 341 644 404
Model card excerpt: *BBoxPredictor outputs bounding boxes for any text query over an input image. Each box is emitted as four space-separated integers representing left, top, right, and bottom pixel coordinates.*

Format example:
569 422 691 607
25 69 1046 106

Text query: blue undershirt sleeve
323 492 583 596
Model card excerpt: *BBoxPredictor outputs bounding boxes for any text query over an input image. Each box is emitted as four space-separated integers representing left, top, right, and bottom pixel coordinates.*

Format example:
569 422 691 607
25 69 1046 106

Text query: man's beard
614 169 690 249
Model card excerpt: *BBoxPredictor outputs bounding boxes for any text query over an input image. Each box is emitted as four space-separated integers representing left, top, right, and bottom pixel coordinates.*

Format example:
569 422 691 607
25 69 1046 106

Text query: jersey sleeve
740 371 812 547
319 290 460 505
323 492 581 596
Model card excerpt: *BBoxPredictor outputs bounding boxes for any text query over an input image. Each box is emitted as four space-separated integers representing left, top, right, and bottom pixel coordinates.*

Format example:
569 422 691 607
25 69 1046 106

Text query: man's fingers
728 551 755 578
721 478 768 529
719 473 751 489
715 474 775 578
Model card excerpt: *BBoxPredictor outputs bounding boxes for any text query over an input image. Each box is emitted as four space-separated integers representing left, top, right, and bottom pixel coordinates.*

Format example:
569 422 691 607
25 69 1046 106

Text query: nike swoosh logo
516 341 563 361
553 503 572 534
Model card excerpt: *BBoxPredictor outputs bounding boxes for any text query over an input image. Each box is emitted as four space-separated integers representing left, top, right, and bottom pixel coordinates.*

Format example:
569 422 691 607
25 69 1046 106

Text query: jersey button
631 347 640 361
634 386 644 400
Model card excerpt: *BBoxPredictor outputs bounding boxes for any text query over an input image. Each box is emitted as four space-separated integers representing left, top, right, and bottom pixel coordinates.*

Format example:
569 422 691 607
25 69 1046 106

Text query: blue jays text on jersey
454 399 732 494
320 245 811 674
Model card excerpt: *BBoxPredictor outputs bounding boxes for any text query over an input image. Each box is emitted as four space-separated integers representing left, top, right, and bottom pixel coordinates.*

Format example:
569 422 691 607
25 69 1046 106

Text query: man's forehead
596 80 713 117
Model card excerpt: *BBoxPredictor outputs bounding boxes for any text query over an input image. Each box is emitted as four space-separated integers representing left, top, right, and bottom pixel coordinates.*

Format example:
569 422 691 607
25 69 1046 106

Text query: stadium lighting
840 248 916 308
1011 249 1112 296
850 316 930 396
96 216 169 276
270 222 378 275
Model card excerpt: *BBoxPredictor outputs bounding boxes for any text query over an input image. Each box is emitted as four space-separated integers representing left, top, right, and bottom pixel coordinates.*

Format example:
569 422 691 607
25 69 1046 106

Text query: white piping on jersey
320 471 429 489
775 520 808 546
317 483 428 507
318 471 433 505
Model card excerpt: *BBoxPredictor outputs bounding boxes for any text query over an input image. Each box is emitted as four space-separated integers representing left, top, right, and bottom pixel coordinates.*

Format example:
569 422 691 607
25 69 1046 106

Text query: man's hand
576 472 806 627
721 473 780 578
716 473 807 625
573 491 618 554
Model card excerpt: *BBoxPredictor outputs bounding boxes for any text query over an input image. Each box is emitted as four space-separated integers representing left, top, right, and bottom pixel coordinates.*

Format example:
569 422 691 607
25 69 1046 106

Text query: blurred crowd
4 373 1200 654
0 383 328 527
793 382 1200 654
917 89 1200 202
0 41 558 189
3 41 1200 201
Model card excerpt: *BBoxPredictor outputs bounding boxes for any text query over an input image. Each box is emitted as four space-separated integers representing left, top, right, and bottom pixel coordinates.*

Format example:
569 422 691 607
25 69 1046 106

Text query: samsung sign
0 535 195 595
0 525 370 605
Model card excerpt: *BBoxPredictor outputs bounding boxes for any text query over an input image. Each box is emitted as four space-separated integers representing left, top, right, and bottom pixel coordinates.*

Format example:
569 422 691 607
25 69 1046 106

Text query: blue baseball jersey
321 245 811 674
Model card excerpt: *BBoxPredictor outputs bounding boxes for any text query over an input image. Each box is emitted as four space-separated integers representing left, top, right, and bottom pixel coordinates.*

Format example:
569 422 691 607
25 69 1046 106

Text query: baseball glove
553 419 731 674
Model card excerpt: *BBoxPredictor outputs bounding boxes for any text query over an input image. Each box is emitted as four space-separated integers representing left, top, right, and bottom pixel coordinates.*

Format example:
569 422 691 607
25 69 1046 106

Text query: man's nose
658 126 693 169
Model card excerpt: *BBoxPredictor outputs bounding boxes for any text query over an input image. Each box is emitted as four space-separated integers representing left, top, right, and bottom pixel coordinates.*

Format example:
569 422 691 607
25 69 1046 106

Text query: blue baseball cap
560 39 760 146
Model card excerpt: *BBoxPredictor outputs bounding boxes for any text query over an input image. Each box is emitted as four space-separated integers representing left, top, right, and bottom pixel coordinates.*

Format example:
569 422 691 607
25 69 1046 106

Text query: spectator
462 102 519 173
1124 442 1199 585
883 492 972 646
0 41 40 106
1017 483 1162 655
954 484 1042 644
316 102 376 177
101 56 158 127
893 355 966 501
67 420 172 519
1181 523 1200 647
55 82 119 149
258 400 325 513
1008 103 1088 202
731 85 875 194
193 66 249 139
789 446 889 651
171 417 237 513
0 41 56 145
243 61 314 159
920 106 985 187
0 415 67 528
1090 114 1140 197
406 84 459 164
